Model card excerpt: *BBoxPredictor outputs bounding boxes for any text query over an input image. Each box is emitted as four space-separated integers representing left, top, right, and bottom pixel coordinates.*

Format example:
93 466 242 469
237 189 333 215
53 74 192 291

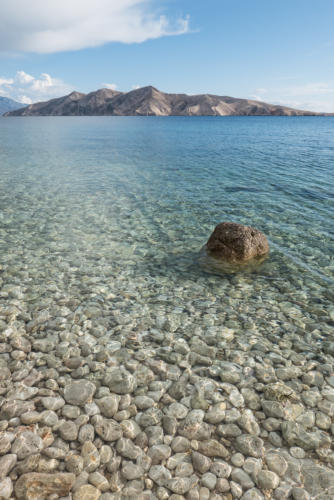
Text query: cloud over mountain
0 0 189 54
0 71 73 104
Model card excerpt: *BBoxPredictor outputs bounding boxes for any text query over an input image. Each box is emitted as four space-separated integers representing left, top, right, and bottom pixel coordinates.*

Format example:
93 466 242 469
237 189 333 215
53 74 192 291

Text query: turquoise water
0 116 333 346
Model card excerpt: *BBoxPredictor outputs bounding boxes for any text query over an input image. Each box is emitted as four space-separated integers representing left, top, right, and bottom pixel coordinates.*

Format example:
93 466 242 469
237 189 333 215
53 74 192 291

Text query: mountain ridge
4 86 332 116
0 96 26 115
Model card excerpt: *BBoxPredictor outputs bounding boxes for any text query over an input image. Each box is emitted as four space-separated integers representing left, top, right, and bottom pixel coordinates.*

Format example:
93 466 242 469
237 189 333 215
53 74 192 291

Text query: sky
0 0 334 111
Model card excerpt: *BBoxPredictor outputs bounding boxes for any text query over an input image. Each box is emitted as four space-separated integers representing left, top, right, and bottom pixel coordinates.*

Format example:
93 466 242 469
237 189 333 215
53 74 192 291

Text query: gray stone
73 484 101 500
240 488 264 500
122 462 145 480
265 453 288 476
116 437 142 459
192 452 212 473
148 465 172 486
256 470 280 490
11 431 43 459
281 422 331 450
171 436 190 453
104 368 137 394
231 467 254 489
235 435 264 458
148 444 171 464
96 395 120 417
64 380 96 406
201 472 217 490
238 410 260 435
78 424 95 443
291 487 310 500
81 441 100 472
197 440 229 458
204 403 226 424
210 460 232 478
58 420 78 441
0 454 17 479
41 396 65 411
0 477 13 499
165 477 193 495
14 472 75 499
89 471 110 492
93 416 122 442
166 402 189 419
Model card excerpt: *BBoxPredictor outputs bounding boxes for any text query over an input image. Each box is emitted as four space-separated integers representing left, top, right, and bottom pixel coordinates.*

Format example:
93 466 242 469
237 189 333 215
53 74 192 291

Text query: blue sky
0 0 334 111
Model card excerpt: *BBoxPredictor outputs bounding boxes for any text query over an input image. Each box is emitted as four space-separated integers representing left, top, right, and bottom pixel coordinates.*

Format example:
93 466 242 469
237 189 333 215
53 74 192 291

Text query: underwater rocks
206 222 269 263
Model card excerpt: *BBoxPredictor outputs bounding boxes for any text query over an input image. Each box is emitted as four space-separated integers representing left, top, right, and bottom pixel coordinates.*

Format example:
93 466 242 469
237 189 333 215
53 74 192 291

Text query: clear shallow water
0 116 333 346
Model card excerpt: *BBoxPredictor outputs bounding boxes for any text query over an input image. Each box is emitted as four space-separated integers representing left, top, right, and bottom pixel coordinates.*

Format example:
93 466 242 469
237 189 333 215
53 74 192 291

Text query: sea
0 116 333 352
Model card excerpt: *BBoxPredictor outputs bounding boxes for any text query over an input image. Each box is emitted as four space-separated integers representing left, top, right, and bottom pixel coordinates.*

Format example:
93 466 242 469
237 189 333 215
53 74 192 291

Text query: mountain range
4 86 331 116
0 96 26 115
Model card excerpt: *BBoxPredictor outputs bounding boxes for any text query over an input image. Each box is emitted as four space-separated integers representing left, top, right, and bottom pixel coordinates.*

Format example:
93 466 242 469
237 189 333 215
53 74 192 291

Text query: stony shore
1 278 334 500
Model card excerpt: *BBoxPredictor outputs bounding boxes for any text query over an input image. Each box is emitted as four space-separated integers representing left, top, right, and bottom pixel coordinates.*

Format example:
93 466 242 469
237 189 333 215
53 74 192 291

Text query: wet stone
0 454 17 479
93 415 122 442
11 432 43 460
14 472 75 499
0 477 13 499
73 484 101 500
148 465 172 486
235 435 264 458
64 380 96 406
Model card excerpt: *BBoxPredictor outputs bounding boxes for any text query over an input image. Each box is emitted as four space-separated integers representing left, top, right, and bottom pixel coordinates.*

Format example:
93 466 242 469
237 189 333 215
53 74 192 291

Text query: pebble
63 380 96 406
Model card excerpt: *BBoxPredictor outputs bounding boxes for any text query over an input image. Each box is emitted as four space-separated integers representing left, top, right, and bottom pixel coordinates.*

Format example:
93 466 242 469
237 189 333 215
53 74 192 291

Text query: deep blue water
0 116 333 340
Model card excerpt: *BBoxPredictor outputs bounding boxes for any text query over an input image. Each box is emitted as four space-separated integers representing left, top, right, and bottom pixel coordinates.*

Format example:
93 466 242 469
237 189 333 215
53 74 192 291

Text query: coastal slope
4 86 328 116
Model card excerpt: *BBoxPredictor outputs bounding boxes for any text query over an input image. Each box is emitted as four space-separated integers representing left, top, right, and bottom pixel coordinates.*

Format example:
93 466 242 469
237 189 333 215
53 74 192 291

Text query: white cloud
0 0 190 54
103 83 118 90
0 71 73 103
0 77 14 86
250 81 334 112
131 85 140 90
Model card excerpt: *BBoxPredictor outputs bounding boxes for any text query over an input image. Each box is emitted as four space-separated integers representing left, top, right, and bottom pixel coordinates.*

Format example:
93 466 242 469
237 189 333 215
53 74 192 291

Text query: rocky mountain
4 86 329 116
0 96 26 115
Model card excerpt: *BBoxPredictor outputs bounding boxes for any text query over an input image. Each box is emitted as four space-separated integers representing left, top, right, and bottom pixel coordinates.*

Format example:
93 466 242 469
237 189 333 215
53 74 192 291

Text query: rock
148 465 172 486
206 222 269 263
210 461 231 478
235 435 264 458
265 453 288 476
165 477 193 494
58 420 78 441
192 452 212 474
73 484 101 500
41 396 65 411
104 368 137 394
81 441 101 472
197 439 229 458
64 380 96 406
281 422 331 450
89 471 109 492
14 472 75 499
256 470 280 490
148 444 171 464
240 488 264 500
201 472 217 490
96 395 120 417
93 415 122 442
0 454 17 479
11 432 43 459
231 467 254 489
0 477 13 499
116 438 142 460
122 463 145 480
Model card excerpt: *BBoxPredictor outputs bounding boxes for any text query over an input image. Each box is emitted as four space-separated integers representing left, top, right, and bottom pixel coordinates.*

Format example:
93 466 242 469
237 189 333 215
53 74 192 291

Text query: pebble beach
0 116 334 499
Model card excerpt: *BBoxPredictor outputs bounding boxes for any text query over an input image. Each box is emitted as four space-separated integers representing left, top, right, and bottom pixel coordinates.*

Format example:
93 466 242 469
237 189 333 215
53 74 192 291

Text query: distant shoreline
5 86 332 117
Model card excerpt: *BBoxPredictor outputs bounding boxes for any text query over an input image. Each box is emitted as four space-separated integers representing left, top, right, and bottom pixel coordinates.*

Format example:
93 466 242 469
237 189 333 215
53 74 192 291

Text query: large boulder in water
206 222 269 263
